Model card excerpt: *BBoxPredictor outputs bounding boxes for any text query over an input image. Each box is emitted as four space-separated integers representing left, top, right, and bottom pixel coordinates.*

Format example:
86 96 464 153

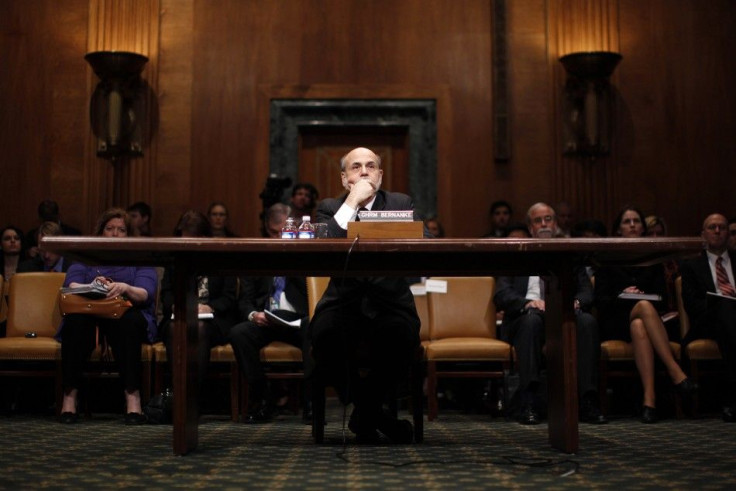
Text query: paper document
171 312 214 320
707 291 736 302
264 310 302 328
617 292 662 302
61 280 109 299
425 279 448 294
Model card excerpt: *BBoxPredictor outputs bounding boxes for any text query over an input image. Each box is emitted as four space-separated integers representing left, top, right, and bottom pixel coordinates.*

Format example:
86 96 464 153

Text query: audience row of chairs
0 273 724 425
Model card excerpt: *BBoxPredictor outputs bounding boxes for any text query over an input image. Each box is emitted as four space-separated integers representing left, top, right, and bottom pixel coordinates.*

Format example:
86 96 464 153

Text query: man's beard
535 227 554 238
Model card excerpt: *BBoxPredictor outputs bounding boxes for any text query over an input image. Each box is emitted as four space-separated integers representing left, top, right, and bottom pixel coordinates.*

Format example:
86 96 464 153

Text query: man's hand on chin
345 179 377 209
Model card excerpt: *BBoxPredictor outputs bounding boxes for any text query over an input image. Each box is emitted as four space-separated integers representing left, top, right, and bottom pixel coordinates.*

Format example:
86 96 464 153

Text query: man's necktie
716 257 736 297
271 276 286 309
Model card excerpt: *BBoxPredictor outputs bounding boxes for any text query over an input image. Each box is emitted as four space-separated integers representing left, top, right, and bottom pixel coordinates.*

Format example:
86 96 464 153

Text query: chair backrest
427 277 496 340
6 272 66 338
0 274 5 323
306 277 330 318
675 276 691 340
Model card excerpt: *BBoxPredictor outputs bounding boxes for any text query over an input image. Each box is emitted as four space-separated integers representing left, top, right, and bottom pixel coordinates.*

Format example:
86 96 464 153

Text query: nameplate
357 210 415 222
347 221 423 239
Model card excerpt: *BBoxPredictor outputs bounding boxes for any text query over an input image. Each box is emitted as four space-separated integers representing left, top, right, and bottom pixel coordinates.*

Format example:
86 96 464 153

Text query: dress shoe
518 405 541 425
579 399 608 425
641 405 658 424
674 377 698 397
722 405 736 423
124 412 148 425
59 412 78 424
243 403 273 424
376 410 414 444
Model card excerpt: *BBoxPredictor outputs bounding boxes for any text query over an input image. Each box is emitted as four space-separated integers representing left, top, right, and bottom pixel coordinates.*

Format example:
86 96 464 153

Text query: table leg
545 270 579 453
172 261 200 455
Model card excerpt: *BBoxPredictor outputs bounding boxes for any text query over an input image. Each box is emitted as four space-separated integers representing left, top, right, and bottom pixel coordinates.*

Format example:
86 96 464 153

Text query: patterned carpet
1 400 735 489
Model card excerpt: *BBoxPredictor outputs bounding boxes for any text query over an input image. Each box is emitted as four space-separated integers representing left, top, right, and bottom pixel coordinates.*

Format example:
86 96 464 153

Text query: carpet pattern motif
1 405 735 489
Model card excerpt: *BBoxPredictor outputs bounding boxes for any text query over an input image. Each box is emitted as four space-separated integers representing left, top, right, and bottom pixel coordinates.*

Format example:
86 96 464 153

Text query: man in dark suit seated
309 147 422 443
17 221 71 273
230 204 311 423
680 213 736 422
494 202 606 425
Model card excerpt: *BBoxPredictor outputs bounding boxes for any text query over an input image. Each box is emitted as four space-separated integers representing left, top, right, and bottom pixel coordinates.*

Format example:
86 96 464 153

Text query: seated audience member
483 200 513 238
25 199 81 258
157 210 239 399
728 217 736 253
207 201 238 237
17 222 71 273
230 204 311 423
289 183 319 221
424 217 445 238
310 147 424 443
503 222 531 238
126 201 153 237
554 201 576 237
645 215 668 237
680 213 736 422
572 219 608 238
1 226 25 282
595 206 695 424
494 202 606 425
1 225 25 337
59 208 158 425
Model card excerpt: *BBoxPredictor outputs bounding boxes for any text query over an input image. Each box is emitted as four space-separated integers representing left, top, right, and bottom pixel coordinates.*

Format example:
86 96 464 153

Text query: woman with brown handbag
59 208 158 425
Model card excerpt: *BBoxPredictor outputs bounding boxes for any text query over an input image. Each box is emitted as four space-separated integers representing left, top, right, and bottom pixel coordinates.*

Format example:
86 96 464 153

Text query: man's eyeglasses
705 224 727 232
531 215 555 225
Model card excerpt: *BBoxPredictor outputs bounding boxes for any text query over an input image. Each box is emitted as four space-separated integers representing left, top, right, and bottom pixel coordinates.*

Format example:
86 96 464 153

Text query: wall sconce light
85 51 149 162
559 51 622 160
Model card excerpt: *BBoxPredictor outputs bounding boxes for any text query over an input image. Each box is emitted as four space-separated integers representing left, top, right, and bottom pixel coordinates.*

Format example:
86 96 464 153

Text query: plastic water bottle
281 217 297 239
298 216 315 239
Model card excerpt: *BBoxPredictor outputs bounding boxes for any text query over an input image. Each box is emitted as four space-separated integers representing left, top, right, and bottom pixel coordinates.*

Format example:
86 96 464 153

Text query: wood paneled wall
1 0 735 239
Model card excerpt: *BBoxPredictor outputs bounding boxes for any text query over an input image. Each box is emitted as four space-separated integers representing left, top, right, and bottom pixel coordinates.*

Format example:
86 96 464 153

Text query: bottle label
298 231 314 239
281 231 296 239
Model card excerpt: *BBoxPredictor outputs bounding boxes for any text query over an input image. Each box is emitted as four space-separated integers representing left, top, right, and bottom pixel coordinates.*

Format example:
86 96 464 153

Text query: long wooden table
42 236 703 455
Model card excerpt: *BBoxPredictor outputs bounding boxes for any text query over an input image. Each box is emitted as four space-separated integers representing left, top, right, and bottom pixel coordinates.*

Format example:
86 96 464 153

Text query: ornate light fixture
85 51 149 161
559 51 622 160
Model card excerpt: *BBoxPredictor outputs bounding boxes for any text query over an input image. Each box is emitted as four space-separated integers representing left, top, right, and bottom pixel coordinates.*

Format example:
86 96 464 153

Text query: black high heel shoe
674 377 698 397
641 405 657 424
59 412 79 424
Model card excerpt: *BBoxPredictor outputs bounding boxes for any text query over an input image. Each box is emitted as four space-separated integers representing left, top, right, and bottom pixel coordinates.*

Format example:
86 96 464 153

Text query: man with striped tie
681 213 736 422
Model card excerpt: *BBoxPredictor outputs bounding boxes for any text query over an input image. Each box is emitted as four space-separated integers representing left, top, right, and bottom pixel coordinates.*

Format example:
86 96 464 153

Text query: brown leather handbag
58 291 133 319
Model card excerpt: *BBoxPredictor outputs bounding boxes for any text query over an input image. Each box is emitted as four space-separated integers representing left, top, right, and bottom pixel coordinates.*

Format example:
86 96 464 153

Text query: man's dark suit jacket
312 189 420 326
159 270 239 339
238 276 308 323
494 268 594 328
680 250 736 344
16 256 72 273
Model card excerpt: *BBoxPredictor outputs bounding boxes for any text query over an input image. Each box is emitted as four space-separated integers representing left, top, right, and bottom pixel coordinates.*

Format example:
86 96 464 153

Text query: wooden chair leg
599 359 609 416
312 378 326 443
427 361 438 421
412 357 424 443
229 362 239 422
240 375 249 422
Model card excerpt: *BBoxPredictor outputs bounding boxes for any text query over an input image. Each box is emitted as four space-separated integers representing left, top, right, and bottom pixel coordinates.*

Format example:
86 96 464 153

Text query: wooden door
298 127 409 200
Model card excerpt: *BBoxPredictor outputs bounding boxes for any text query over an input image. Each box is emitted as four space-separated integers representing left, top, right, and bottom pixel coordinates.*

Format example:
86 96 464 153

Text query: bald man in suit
309 147 423 443
680 213 736 422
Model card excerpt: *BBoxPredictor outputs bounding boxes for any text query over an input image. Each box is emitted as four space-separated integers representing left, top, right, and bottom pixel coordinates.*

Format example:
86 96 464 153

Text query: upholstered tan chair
0 272 66 412
424 277 512 421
